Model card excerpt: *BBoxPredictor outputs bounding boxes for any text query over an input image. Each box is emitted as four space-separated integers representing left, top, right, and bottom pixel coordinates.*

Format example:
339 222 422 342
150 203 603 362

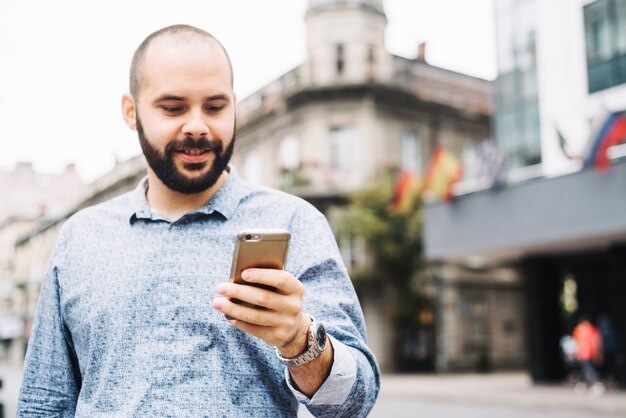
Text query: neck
145 169 229 221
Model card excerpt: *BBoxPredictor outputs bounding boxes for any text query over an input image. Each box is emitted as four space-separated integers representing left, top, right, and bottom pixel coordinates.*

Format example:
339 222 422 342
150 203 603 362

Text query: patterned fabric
18 167 380 417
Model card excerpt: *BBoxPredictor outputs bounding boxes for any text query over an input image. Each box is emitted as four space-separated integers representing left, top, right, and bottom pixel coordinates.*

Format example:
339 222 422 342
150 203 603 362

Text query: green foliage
337 171 424 287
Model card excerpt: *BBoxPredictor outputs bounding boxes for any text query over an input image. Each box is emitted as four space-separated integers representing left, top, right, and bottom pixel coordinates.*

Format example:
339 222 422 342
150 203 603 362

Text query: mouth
175 148 213 163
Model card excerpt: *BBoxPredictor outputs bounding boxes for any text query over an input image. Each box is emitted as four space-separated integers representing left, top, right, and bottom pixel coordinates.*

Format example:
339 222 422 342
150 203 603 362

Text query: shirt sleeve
287 206 381 417
284 335 356 404
17 263 80 417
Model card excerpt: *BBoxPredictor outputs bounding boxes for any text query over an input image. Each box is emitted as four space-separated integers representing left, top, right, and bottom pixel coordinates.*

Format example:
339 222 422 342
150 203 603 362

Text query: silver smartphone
228 229 291 311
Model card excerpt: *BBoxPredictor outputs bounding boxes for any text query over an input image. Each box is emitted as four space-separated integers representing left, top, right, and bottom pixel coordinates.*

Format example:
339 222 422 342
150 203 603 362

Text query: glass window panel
589 61 616 92
522 66 538 98
400 131 423 174
616 0 626 53
585 0 612 63
524 102 541 142
279 135 299 170
618 55 626 84
462 143 481 180
329 125 356 169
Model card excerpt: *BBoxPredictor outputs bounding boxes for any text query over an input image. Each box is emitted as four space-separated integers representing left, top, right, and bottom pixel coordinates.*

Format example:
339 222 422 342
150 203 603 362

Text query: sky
0 0 496 183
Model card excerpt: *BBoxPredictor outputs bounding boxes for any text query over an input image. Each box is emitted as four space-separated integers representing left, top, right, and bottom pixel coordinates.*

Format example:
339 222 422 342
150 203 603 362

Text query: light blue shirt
18 167 380 417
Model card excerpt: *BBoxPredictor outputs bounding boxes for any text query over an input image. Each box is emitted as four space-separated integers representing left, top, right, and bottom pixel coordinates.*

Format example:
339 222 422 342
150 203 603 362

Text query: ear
121 93 137 130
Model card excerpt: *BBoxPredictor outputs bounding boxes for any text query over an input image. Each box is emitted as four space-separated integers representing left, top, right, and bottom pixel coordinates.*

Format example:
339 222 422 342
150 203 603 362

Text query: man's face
125 38 236 194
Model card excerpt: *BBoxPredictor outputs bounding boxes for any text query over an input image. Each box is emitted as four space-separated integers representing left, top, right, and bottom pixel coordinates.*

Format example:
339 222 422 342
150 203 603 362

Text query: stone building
0 162 86 223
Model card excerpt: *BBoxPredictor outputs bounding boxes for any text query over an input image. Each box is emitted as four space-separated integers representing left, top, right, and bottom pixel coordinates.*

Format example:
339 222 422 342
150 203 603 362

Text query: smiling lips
175 148 212 163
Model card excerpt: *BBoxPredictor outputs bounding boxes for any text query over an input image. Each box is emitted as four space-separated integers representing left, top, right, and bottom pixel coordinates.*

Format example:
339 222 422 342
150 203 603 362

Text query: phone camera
245 234 252 241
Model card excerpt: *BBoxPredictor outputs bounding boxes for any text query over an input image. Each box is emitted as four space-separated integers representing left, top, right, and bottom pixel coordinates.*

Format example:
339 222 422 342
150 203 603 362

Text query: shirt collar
128 166 248 224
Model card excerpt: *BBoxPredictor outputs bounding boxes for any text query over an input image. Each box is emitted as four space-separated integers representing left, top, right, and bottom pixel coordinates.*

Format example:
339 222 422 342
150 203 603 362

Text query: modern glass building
493 0 541 172
425 0 626 382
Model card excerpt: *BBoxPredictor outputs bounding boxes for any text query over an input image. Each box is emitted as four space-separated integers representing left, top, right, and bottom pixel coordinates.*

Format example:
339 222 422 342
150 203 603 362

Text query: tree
337 170 433 370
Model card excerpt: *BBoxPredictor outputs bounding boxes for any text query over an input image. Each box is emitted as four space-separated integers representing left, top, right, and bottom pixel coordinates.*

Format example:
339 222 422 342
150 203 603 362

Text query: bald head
129 24 233 99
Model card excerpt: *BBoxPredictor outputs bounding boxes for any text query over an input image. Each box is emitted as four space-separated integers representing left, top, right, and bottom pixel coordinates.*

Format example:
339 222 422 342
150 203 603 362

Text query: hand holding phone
214 229 309 350
228 229 290 310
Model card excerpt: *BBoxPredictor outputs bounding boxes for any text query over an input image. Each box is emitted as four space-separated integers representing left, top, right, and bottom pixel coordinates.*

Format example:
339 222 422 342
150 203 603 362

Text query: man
18 25 379 417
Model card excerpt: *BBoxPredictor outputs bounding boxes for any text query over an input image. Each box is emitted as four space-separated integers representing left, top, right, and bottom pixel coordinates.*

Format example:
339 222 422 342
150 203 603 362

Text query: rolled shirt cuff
284 335 357 406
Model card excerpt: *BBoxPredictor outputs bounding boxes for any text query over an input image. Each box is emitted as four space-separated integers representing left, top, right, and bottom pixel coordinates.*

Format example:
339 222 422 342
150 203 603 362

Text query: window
368 46 375 64
400 131 423 174
462 143 481 180
585 0 626 92
279 135 299 170
336 44 345 75
493 0 542 173
329 125 356 169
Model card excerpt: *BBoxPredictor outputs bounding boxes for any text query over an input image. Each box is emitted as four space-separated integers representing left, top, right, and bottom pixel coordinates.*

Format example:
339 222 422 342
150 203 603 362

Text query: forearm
286 337 379 418
286 339 334 397
18 265 80 416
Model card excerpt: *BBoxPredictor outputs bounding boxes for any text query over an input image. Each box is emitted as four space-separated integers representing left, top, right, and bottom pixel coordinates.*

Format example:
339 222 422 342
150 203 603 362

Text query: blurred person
17 24 379 417
597 314 625 385
573 314 604 394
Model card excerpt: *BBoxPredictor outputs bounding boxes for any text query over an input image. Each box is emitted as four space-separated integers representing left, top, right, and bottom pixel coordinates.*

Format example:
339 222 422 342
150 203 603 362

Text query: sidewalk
381 373 626 417
4 365 626 417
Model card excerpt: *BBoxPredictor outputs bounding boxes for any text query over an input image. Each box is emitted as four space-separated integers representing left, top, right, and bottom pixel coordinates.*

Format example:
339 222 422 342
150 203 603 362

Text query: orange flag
422 147 463 201
392 170 421 212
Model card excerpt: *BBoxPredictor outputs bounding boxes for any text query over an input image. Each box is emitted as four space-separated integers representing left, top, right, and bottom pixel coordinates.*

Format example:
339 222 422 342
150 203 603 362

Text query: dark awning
424 159 626 263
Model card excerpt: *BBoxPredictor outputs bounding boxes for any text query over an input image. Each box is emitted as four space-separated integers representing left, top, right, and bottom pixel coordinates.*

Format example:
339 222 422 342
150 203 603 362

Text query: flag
391 170 421 212
422 147 463 201
477 139 506 187
584 112 626 171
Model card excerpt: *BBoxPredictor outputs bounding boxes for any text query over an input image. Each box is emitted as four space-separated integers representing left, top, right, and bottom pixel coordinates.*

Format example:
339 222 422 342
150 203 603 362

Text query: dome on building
307 0 385 15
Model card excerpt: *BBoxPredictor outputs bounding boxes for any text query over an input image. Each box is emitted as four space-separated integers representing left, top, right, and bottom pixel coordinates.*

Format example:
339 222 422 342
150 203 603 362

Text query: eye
206 104 225 113
162 106 184 113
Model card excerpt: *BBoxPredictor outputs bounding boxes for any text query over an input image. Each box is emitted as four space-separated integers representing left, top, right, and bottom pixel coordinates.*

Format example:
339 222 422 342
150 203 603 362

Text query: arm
17 265 80 417
213 208 380 417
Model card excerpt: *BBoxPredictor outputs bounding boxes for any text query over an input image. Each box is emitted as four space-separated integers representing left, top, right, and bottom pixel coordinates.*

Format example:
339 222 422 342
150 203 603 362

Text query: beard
137 117 235 194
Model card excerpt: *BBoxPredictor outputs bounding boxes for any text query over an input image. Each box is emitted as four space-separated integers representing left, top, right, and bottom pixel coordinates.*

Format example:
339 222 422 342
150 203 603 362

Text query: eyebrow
153 94 231 103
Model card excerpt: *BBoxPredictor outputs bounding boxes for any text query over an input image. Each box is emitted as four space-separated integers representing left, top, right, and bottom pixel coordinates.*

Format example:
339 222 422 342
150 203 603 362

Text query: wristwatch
275 315 327 367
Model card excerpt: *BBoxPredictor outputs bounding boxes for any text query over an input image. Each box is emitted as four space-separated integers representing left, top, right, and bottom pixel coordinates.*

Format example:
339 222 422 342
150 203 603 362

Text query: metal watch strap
275 315 323 367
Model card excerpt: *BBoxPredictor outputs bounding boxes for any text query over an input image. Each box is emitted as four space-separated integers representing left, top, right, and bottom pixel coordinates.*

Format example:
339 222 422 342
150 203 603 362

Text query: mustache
165 136 224 154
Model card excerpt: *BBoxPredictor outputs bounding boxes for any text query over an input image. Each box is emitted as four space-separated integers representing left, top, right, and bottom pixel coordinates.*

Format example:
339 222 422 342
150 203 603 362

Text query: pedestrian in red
573 315 605 395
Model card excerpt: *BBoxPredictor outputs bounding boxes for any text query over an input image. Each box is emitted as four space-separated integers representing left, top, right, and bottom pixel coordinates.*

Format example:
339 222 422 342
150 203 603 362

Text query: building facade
0 162 86 223
425 0 626 382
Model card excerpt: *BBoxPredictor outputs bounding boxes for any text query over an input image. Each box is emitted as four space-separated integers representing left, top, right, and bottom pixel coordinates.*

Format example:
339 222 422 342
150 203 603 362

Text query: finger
228 319 271 342
241 269 303 295
212 297 282 326
218 282 296 313
228 316 303 348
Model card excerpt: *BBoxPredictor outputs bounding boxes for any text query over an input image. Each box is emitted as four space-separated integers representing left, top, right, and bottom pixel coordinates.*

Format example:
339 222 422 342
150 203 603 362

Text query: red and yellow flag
391 170 421 212
422 147 463 201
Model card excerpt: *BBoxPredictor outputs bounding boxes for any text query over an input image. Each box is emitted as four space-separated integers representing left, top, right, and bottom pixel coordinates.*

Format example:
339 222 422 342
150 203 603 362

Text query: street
347 398 604 418
4 362 626 418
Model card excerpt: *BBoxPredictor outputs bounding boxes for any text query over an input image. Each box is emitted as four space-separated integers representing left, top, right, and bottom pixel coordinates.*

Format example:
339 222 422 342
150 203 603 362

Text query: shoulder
239 181 326 222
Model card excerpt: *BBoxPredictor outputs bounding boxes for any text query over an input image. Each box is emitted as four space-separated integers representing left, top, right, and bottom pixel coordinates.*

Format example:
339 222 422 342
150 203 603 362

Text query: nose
182 110 209 138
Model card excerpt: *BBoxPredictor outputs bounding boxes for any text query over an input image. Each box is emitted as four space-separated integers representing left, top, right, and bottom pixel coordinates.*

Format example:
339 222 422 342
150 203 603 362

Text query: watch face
316 324 327 350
